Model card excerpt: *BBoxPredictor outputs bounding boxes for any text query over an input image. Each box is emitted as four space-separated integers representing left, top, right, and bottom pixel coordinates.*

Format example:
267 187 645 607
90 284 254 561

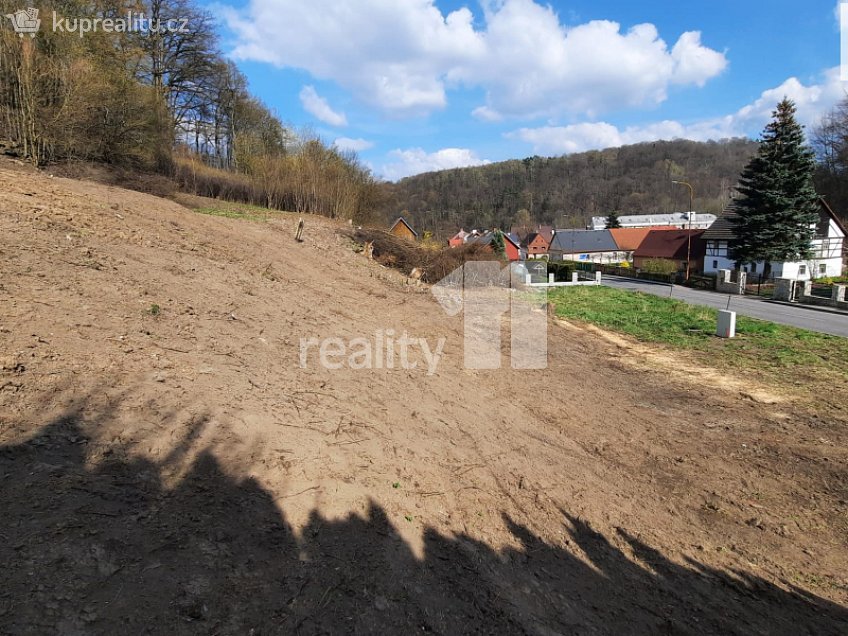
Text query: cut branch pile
349 228 499 283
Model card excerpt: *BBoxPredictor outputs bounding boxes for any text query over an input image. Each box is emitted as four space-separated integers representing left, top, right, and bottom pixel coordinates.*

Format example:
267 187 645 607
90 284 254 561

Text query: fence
560 260 675 284
808 282 835 299
741 274 780 298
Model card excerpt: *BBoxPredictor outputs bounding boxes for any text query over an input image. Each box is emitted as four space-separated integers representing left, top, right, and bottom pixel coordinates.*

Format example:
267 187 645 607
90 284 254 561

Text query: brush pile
350 228 499 283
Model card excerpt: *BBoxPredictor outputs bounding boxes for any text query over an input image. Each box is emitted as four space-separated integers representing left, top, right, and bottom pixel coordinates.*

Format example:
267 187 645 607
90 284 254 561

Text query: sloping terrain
1 160 846 634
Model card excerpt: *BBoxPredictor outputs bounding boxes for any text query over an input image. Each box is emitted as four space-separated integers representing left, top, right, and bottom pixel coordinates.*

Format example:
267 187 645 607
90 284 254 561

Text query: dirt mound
1 160 846 633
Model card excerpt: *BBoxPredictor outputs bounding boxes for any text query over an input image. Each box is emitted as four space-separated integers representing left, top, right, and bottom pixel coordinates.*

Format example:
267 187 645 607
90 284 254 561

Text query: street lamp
672 180 695 281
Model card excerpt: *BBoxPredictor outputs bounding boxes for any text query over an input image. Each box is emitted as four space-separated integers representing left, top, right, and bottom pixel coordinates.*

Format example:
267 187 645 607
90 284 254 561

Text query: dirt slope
1 160 846 635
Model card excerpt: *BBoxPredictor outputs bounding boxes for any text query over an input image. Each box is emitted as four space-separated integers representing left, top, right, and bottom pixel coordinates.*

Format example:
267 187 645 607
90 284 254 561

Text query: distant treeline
0 0 380 222
377 139 761 237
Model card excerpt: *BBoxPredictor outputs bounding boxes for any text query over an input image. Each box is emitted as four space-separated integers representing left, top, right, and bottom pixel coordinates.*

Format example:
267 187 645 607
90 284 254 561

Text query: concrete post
549 273 555 284
802 281 812 298
773 278 795 302
833 285 846 303
571 272 578 284
525 274 532 286
717 310 736 338
595 271 602 284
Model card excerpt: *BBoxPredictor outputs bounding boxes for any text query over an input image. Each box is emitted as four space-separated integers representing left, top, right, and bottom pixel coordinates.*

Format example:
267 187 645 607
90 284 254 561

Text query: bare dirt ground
1 159 846 635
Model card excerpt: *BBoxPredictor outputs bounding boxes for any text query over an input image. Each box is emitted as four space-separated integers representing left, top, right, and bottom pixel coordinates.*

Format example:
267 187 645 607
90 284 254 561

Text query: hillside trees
813 96 848 215
379 139 759 237
0 0 377 221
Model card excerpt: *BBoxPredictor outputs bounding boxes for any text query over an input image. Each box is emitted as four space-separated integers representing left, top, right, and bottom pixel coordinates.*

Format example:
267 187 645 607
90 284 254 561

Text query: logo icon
5 7 40 38
432 261 548 370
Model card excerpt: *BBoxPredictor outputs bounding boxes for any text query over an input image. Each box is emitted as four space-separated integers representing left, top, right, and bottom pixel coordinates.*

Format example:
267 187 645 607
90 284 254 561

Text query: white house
589 212 717 231
701 200 846 280
548 229 626 263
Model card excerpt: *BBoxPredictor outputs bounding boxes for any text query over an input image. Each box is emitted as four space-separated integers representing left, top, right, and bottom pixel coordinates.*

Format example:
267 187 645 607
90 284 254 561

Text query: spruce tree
605 212 622 229
491 230 506 258
731 99 820 270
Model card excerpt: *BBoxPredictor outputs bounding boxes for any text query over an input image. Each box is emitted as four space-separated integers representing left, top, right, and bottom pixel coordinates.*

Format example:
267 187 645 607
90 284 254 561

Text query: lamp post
672 180 694 281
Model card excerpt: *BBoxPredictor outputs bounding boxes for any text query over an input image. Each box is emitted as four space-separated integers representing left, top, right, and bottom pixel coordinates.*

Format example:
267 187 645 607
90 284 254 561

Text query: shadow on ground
1 394 846 635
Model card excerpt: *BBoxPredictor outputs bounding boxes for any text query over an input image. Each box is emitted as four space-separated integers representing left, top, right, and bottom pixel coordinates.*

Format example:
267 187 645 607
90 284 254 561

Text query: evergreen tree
605 212 622 229
491 230 506 258
731 99 820 269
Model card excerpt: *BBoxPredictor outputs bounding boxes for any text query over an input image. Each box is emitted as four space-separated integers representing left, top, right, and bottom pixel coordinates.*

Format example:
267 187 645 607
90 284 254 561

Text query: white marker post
717 310 736 339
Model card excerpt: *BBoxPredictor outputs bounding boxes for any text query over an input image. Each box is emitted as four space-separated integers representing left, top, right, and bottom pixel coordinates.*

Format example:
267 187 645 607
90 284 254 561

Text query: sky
208 0 847 181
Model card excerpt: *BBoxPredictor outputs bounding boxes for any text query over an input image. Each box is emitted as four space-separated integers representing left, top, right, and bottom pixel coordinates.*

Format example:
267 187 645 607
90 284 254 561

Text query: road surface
600 275 848 338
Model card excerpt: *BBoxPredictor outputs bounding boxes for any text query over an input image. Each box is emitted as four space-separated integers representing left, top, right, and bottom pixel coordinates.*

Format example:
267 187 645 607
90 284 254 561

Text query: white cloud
381 148 491 181
223 0 727 118
298 85 347 127
471 106 503 122
508 68 846 155
333 137 375 152
670 31 728 87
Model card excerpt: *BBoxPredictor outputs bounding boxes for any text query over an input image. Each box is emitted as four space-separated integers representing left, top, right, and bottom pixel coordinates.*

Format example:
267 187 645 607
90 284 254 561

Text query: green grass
547 286 848 378
191 201 276 222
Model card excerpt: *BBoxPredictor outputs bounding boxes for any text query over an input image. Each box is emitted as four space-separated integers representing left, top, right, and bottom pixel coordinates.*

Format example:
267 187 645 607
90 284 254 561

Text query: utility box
717 310 736 338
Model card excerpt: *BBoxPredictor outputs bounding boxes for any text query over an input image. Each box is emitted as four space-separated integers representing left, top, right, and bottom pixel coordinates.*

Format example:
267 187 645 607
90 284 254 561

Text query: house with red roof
633 229 706 274
466 230 521 261
522 232 550 259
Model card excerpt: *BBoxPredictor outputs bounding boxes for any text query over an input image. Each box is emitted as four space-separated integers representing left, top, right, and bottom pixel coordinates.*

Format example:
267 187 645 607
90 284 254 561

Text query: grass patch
547 286 848 381
194 206 271 221
190 200 278 222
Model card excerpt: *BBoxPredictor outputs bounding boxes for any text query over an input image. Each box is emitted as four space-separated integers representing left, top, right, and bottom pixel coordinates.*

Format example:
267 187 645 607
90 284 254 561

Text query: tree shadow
1 396 846 635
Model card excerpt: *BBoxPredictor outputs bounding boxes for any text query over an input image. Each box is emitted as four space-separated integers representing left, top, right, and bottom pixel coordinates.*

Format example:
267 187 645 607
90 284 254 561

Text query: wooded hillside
0 0 380 222
378 139 760 236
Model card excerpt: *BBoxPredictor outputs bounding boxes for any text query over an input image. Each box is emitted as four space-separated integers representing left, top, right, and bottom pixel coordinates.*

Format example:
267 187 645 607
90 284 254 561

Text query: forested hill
378 138 760 237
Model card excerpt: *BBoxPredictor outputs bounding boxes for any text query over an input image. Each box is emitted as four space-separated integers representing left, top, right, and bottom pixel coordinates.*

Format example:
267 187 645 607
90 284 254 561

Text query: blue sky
209 0 845 180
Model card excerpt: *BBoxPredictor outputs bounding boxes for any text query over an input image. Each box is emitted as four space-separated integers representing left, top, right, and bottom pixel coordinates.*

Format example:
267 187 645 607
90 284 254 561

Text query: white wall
551 251 625 263
704 237 845 280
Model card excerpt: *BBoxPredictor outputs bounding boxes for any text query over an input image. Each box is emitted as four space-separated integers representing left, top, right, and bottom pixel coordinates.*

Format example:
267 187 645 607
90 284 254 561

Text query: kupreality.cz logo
3 6 190 38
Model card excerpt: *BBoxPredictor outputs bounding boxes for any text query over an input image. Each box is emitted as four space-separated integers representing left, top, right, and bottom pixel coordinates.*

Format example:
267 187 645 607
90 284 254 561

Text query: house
466 230 522 261
448 229 469 247
390 217 418 241
701 199 846 280
589 212 717 231
548 229 625 263
632 229 706 273
511 224 554 243
608 227 673 262
506 233 528 261
522 232 550 260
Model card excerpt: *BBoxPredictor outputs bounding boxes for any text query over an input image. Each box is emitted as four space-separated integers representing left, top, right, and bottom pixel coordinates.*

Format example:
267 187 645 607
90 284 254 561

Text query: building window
820 263 827 275
712 260 718 269
750 263 757 273
799 265 807 276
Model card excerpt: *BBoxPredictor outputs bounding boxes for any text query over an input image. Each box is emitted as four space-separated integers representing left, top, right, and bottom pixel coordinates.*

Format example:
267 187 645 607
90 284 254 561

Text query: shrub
639 258 680 275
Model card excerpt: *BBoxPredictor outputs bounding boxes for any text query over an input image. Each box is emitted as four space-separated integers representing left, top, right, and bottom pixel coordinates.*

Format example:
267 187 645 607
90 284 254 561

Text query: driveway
600 275 848 338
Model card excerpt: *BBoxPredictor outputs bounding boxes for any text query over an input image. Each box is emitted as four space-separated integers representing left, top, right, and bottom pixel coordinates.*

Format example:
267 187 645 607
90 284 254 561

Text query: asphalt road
600 275 848 338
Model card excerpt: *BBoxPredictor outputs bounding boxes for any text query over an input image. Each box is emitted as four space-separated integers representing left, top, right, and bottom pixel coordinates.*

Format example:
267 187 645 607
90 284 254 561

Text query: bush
639 258 680 275
546 261 575 282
